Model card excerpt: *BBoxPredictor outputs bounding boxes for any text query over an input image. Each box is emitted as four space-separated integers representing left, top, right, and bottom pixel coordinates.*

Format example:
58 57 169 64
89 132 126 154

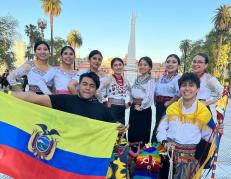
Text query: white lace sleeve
207 76 224 99
174 75 181 97
7 62 32 86
141 78 155 109
37 68 56 94
72 69 88 82
97 74 111 103
72 74 80 82
101 76 111 101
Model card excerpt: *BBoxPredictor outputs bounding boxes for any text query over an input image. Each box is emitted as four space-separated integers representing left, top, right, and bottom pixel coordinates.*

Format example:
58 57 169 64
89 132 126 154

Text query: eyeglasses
192 60 205 64
92 57 102 61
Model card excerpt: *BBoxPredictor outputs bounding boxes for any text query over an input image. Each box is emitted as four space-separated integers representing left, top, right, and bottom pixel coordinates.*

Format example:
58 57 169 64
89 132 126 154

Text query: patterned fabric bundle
133 143 165 178
107 138 129 179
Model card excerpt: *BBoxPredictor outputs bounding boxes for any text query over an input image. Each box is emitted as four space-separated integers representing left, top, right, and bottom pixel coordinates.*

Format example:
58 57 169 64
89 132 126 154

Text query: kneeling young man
156 72 222 179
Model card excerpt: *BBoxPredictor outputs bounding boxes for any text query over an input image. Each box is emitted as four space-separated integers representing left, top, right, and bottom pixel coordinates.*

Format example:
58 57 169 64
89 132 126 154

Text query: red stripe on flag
0 145 106 179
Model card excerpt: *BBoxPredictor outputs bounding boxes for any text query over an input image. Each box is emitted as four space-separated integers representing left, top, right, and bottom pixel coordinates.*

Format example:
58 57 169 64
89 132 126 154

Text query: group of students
7 40 225 178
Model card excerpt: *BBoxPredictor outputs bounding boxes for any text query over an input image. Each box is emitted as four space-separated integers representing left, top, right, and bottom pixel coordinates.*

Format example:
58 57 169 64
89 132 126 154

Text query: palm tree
179 39 191 72
25 24 37 46
67 30 83 69
37 19 47 39
41 0 62 64
213 5 231 67
25 24 42 59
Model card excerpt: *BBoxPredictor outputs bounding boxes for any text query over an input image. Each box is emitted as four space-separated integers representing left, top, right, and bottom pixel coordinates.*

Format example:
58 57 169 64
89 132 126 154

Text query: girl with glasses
191 53 223 107
192 53 223 168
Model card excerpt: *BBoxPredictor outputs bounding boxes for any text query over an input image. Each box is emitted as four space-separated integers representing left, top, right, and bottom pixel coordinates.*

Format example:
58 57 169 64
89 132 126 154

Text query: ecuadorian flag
0 92 118 179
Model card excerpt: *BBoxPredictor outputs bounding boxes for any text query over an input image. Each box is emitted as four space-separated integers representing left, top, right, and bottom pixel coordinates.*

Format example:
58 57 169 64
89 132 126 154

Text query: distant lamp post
37 19 47 39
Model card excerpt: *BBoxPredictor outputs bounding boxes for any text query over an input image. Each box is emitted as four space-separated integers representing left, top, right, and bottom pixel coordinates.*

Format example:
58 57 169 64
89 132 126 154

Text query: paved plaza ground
210 100 231 179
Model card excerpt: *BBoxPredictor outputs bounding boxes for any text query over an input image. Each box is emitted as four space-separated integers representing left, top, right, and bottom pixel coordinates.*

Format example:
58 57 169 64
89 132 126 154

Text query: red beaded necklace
197 72 205 78
113 74 124 86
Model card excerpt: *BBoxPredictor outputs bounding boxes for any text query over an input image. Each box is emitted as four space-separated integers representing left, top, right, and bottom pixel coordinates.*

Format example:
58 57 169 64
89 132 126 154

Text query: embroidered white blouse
7 61 52 88
155 73 181 97
197 73 223 100
131 75 155 109
102 75 131 104
37 67 77 94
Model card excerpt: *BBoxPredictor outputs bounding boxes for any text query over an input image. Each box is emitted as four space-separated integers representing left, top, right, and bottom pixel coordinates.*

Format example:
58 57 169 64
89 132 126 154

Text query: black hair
34 40 50 52
111 57 124 68
61 46 75 56
79 72 100 89
138 56 153 69
178 72 200 88
195 53 209 64
166 54 181 65
88 50 103 60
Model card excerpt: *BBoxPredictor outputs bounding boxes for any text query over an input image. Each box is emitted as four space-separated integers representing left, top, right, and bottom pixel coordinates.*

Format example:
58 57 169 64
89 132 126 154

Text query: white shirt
102 75 131 103
155 74 181 97
157 100 213 145
131 75 155 109
7 61 52 87
197 73 223 100
37 67 77 94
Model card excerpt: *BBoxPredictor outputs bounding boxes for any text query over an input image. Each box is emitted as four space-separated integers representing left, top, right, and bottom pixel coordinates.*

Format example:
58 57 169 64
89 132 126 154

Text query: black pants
1 80 9 88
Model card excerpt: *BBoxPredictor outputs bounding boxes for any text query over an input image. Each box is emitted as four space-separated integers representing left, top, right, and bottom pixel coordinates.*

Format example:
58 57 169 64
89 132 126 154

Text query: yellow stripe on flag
192 136 216 179
0 92 117 158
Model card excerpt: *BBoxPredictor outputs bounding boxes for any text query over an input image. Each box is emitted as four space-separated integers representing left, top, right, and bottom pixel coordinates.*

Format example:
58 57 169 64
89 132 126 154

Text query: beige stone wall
0 63 7 74
13 41 26 68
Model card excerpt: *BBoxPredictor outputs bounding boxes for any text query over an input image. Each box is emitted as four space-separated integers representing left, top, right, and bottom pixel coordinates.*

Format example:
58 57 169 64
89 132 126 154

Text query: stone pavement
206 100 231 179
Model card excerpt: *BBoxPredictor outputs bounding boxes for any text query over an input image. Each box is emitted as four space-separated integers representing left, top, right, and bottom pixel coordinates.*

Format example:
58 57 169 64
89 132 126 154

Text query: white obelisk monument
125 14 137 85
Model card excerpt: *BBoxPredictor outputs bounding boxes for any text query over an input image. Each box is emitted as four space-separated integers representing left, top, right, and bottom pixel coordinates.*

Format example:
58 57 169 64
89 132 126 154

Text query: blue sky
1 0 230 62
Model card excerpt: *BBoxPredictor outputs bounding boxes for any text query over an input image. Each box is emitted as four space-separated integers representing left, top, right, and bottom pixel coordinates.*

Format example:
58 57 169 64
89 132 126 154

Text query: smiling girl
37 46 77 95
8 41 52 94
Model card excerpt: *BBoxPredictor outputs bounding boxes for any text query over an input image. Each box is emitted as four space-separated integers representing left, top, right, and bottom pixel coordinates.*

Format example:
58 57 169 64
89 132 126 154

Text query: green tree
203 30 219 73
41 0 62 65
0 16 18 69
67 30 83 50
214 44 230 82
25 24 42 60
67 30 83 69
51 37 66 65
213 5 231 71
179 39 191 72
